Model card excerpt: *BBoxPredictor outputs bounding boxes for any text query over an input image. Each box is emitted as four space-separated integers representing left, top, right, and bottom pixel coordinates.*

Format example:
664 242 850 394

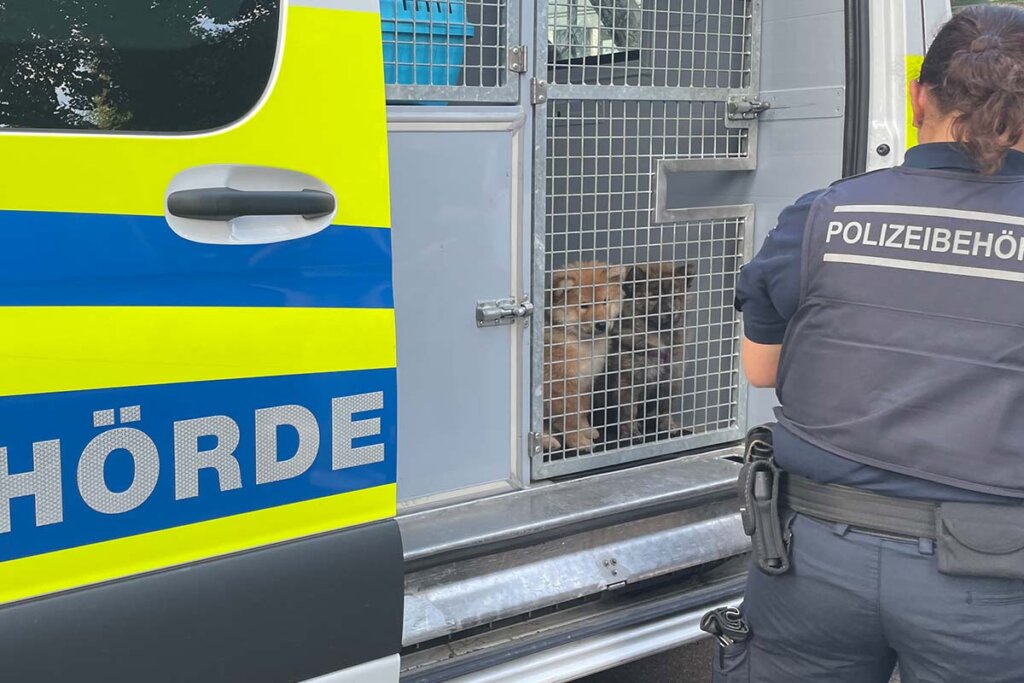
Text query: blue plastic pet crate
380 0 475 92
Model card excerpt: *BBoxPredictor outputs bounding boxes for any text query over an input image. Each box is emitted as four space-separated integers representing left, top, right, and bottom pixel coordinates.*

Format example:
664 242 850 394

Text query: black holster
738 424 792 575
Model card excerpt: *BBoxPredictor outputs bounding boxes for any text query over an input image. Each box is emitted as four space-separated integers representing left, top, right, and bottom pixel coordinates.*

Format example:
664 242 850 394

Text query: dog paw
542 433 562 451
565 432 596 452
661 419 685 438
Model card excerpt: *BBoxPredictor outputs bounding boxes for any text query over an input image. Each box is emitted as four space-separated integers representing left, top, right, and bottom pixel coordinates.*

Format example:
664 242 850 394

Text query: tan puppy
543 261 626 452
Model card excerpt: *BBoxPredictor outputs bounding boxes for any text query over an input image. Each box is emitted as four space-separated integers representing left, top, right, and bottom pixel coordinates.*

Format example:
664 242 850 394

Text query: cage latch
727 95 771 121
476 297 534 327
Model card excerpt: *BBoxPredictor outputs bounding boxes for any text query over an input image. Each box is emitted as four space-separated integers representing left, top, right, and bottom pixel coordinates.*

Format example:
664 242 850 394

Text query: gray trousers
715 513 1024 682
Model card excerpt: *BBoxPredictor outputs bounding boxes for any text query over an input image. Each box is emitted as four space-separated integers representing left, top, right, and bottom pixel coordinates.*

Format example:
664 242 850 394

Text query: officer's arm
736 191 821 389
742 339 781 388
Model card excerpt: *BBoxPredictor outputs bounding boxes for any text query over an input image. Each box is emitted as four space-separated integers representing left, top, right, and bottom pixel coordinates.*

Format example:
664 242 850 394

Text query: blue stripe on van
0 210 393 308
0 368 397 563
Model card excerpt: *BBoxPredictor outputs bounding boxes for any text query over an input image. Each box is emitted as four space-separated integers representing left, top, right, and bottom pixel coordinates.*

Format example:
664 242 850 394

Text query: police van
0 0 951 680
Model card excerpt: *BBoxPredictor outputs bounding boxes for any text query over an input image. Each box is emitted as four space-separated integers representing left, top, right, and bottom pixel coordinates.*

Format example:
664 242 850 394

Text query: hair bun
970 34 1004 53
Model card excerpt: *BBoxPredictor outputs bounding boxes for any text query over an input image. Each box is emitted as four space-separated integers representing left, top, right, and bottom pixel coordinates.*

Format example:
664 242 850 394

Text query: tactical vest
776 165 1024 498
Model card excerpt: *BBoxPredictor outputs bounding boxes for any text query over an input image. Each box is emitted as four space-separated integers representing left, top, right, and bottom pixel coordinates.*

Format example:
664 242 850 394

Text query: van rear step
399 448 748 648
401 558 748 682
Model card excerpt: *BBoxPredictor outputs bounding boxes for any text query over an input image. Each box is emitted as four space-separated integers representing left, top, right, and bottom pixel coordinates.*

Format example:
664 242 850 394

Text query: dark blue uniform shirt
737 143 1024 503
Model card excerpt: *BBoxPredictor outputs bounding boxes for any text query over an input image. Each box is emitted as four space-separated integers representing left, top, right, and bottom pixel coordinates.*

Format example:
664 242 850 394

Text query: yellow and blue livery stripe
0 2 396 604
0 365 397 604
0 210 393 308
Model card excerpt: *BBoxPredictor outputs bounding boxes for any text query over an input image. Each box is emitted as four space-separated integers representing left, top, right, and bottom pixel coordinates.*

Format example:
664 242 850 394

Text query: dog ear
549 271 577 302
614 266 638 296
675 262 697 290
552 271 577 289
607 265 628 283
621 265 639 296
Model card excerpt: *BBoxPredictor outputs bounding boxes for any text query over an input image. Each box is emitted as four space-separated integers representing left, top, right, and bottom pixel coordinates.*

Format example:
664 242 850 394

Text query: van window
0 0 279 132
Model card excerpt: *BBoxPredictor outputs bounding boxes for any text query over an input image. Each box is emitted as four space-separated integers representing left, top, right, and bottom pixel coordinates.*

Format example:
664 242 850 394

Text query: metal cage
532 0 761 479
382 0 521 103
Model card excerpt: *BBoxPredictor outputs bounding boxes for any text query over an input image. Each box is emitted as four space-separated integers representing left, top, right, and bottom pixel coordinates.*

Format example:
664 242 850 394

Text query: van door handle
166 188 336 221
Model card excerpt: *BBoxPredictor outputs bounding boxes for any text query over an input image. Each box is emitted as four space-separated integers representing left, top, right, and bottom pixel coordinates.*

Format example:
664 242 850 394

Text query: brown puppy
543 261 626 452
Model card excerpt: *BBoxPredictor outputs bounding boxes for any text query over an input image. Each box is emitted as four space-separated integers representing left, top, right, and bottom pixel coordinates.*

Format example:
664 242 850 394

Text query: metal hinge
530 78 548 105
476 297 534 327
508 45 528 73
727 94 771 121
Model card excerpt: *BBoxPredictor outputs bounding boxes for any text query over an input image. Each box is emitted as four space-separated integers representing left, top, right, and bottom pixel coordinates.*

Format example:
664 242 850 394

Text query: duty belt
783 474 937 540
782 467 1024 581
738 424 938 553
739 424 1024 580
739 424 935 574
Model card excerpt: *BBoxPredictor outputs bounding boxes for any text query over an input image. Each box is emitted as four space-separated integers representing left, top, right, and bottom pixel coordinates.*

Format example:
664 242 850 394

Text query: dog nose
595 321 608 333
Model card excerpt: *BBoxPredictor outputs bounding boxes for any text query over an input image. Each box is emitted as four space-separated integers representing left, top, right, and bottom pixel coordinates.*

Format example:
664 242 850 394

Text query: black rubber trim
0 519 403 683
402 572 746 683
843 0 871 177
167 187 336 221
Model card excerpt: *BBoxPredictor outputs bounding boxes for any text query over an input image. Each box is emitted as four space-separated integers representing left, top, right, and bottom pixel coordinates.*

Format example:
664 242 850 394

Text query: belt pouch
936 502 1024 579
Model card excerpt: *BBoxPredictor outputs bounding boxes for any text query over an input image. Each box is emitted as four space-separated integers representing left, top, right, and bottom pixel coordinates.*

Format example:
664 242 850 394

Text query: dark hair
920 5 1024 175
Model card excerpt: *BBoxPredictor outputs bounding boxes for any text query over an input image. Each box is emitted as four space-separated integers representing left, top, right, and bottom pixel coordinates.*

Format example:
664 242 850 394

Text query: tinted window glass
0 0 279 132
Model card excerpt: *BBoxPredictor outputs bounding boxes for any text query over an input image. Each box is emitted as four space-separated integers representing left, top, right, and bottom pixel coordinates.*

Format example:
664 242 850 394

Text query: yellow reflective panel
0 484 397 605
0 306 396 397
906 54 925 150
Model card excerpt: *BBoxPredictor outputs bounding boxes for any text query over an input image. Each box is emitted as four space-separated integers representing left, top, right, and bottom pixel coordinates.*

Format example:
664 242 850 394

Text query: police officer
722 6 1024 682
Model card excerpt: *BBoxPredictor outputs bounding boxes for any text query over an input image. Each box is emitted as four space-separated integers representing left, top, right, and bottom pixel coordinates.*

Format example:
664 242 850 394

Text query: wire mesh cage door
382 0 521 103
532 0 761 479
